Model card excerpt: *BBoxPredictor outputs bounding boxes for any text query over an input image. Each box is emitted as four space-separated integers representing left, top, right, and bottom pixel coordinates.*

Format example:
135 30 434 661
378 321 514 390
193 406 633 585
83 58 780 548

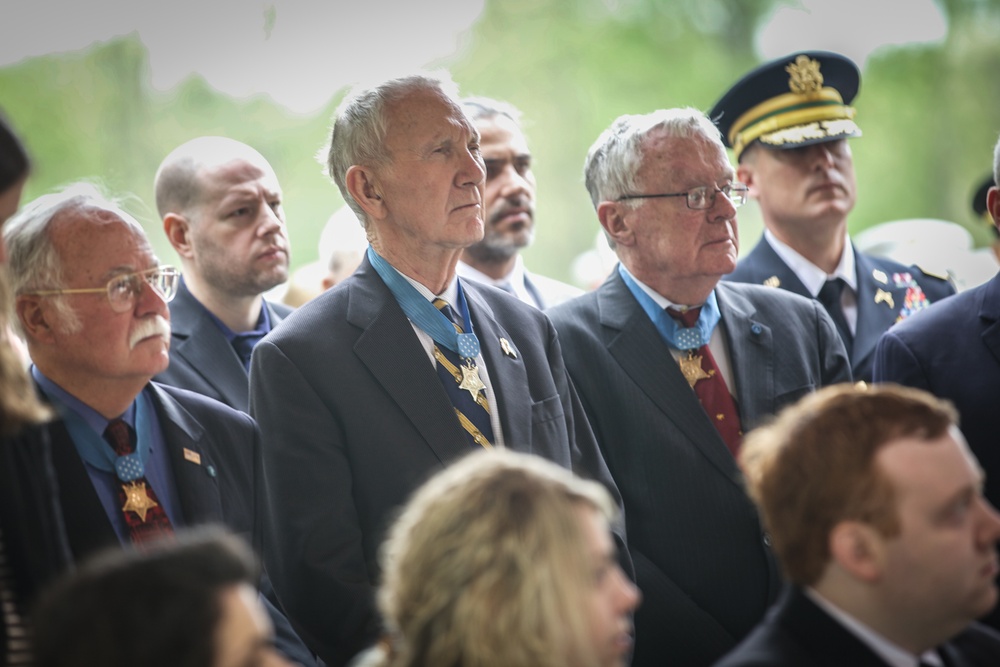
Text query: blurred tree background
2 0 999 289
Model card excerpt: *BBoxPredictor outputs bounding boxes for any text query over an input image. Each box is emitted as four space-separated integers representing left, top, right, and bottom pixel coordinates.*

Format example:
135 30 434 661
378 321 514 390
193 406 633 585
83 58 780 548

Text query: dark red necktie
103 419 174 547
667 307 743 456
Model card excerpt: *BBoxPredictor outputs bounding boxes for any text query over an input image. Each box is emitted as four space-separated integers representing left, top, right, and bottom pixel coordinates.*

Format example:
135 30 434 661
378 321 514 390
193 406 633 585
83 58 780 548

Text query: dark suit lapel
743 238 812 298
779 587 894 666
853 250 906 371
979 274 1000 367
46 419 120 560
715 283 774 429
146 384 224 525
169 283 248 408
464 285 532 448
348 258 471 464
599 273 740 482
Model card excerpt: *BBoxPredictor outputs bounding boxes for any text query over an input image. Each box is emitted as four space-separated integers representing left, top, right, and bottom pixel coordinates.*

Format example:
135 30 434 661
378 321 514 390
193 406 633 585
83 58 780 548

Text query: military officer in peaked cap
711 50 954 382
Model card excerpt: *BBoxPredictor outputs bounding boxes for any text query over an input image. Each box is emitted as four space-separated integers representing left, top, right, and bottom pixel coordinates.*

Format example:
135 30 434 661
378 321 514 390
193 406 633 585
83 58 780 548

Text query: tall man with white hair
249 72 626 666
153 136 293 413
456 97 582 308
5 184 317 666
547 108 851 665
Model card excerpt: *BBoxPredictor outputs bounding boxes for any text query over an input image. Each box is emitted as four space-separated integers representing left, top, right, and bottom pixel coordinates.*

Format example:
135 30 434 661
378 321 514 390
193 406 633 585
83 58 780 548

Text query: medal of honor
678 350 711 389
458 361 487 400
121 481 159 522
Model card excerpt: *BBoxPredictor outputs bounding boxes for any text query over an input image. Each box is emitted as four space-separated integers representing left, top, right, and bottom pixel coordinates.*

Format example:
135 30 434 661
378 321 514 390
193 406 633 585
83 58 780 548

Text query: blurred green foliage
2 0 1000 286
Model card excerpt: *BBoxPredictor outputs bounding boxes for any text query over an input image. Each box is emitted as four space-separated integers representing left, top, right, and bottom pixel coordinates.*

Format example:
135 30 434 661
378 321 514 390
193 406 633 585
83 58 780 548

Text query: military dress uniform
709 50 954 381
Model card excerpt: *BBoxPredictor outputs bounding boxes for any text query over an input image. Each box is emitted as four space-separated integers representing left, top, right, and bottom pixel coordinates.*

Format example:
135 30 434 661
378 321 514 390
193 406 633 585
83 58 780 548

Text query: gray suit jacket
156 280 292 412
249 255 625 667
547 271 852 667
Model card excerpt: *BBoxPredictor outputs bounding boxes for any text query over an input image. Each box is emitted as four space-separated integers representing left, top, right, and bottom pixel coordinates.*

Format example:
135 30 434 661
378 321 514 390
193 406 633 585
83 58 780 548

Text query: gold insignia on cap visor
729 56 860 160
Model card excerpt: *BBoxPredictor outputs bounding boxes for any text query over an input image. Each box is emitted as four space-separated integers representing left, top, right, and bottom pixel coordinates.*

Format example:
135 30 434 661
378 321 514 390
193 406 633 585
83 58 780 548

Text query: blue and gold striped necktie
433 298 494 449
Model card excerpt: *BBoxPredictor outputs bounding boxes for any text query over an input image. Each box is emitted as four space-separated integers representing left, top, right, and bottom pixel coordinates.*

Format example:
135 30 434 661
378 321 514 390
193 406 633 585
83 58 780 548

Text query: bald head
156 136 289 313
154 137 274 220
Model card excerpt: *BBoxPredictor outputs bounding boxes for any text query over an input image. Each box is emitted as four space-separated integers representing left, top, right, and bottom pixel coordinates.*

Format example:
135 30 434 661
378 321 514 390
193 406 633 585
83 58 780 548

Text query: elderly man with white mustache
4 183 319 666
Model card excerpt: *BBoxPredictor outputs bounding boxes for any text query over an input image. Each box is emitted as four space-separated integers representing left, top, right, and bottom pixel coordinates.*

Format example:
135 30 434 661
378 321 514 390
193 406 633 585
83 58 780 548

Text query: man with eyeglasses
455 97 583 308
4 183 318 667
547 107 851 666
710 51 954 383
152 136 292 413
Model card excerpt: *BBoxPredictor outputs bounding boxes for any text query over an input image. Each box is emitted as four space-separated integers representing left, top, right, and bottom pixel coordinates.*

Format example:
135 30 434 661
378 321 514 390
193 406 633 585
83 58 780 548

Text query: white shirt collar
764 229 857 297
621 266 703 311
397 268 459 306
805 589 943 667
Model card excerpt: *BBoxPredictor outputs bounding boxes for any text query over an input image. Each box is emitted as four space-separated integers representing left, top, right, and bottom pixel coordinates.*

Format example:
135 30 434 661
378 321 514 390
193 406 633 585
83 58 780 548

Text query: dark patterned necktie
432 298 494 449
817 278 853 357
667 307 743 456
103 419 174 546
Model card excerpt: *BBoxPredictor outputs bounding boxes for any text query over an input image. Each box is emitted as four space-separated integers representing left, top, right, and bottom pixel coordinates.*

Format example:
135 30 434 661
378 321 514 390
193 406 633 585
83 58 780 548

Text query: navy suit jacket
547 272 852 667
724 237 954 382
249 255 626 667
44 381 318 666
873 271 1000 633
874 272 1000 504
155 280 293 412
714 586 1000 667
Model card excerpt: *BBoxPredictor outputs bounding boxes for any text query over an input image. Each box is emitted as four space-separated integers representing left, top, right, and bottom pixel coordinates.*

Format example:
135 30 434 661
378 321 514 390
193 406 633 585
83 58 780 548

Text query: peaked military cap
709 50 862 162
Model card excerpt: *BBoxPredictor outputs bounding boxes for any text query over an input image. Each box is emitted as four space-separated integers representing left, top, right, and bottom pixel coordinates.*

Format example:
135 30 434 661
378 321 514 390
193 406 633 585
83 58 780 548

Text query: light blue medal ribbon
661 294 720 351
55 394 154 482
368 246 480 359
617 264 722 350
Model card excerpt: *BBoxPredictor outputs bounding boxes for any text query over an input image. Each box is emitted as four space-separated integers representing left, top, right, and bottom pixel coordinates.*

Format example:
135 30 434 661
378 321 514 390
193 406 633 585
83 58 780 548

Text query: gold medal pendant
121 481 159 522
678 350 710 389
458 361 487 400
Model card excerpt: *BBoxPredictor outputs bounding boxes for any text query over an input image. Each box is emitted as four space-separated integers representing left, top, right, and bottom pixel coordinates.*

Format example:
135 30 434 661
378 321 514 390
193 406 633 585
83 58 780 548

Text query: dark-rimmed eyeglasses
25 266 180 313
616 183 749 210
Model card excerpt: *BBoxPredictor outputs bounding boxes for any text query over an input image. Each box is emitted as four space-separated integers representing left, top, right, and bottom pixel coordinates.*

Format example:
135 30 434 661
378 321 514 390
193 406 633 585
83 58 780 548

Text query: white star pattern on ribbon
457 333 480 359
675 327 704 350
114 454 145 482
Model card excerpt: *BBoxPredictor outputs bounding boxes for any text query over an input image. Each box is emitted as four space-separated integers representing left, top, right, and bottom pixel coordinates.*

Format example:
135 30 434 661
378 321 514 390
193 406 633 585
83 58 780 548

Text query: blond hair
376 449 616 667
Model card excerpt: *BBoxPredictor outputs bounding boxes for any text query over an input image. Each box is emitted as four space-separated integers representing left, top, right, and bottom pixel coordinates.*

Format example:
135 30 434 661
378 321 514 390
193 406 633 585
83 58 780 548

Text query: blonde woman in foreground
354 449 640 667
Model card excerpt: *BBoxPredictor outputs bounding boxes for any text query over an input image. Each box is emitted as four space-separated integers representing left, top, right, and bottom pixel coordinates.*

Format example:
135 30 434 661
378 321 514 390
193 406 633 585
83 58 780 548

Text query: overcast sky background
0 0 947 114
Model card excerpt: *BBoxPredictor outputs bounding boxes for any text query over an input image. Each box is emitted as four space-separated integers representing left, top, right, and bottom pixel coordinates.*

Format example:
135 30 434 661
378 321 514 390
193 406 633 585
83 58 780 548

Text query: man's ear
828 520 886 583
163 213 194 259
597 201 635 248
345 166 386 221
737 162 757 198
16 295 58 345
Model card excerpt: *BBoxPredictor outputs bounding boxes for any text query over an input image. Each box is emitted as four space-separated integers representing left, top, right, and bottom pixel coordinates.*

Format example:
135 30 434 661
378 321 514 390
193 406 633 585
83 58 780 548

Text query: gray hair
584 107 726 209
5 182 145 332
325 71 462 227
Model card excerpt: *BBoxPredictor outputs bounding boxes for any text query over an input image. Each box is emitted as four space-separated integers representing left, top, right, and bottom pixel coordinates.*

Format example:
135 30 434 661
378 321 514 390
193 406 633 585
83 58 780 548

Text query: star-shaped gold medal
121 481 159 522
678 352 710 389
458 362 487 400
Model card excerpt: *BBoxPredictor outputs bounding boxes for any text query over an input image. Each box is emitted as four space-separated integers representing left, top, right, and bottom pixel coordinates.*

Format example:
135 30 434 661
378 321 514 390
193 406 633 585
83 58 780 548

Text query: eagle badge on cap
787 55 823 94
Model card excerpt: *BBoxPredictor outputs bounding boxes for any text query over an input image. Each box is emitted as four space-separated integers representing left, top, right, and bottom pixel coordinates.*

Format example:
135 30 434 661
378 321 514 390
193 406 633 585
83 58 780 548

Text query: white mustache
129 315 171 350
